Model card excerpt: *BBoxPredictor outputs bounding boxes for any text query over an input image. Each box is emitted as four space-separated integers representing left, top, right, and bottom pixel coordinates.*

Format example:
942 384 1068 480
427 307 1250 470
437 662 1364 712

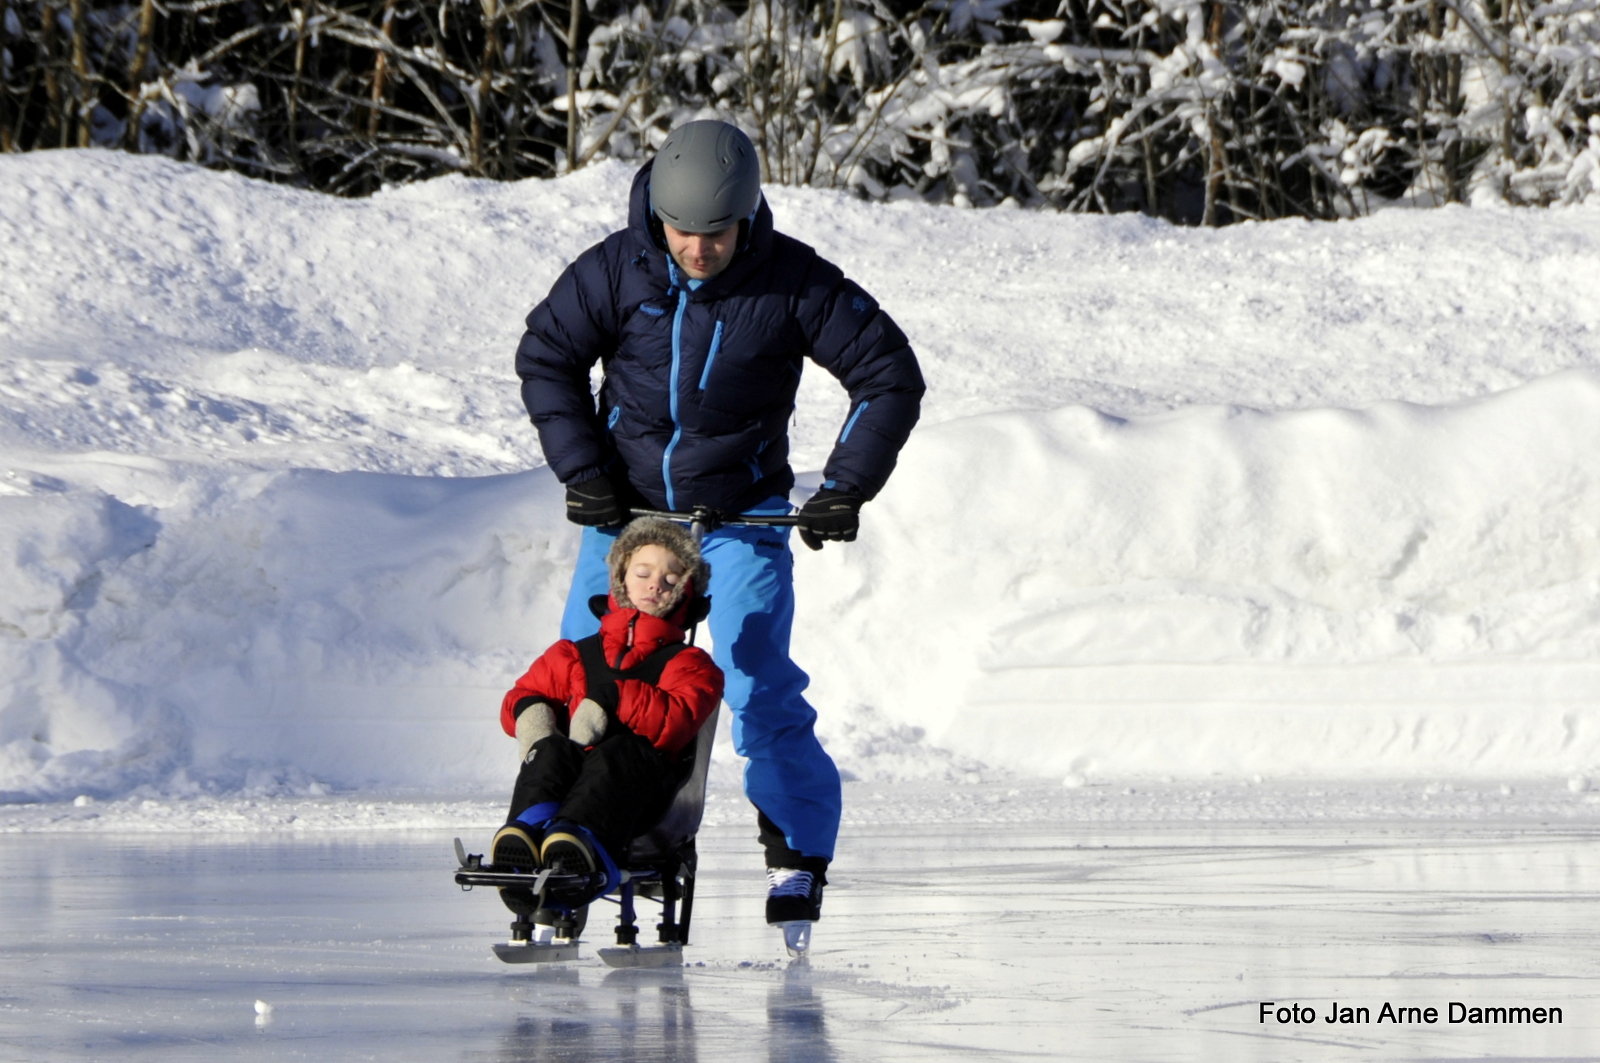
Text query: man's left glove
565 475 624 526
796 487 864 551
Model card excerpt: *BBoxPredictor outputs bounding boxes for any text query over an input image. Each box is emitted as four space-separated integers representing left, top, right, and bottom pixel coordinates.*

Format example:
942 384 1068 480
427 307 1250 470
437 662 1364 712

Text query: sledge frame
456 708 717 967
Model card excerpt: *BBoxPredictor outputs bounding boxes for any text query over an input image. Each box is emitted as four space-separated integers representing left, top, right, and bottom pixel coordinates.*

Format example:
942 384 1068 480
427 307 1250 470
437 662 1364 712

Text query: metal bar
455 869 595 890
628 507 798 528
678 867 696 947
617 880 639 945
657 861 680 944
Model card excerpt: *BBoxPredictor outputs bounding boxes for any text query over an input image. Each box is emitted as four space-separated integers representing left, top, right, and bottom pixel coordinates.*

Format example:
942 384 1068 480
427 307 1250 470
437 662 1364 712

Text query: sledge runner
515 119 925 949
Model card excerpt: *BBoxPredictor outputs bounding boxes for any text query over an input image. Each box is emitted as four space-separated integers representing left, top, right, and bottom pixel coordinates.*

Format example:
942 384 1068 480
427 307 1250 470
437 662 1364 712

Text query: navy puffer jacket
516 161 925 514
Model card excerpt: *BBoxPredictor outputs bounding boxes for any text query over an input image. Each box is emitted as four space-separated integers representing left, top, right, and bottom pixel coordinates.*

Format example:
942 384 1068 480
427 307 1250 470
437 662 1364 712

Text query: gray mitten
515 701 559 763
568 699 608 746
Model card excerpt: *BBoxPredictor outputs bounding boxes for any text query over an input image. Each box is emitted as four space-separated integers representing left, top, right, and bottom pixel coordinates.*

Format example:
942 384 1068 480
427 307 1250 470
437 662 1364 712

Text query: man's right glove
565 475 624 526
796 487 864 551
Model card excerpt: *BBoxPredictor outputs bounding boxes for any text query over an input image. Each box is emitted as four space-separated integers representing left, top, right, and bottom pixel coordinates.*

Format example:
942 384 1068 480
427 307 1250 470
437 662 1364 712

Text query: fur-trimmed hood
605 517 710 618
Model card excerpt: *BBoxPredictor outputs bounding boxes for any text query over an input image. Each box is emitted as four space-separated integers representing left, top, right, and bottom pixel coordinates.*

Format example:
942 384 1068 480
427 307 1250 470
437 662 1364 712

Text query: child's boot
490 823 541 913
540 823 622 908
491 823 540 870
540 828 598 877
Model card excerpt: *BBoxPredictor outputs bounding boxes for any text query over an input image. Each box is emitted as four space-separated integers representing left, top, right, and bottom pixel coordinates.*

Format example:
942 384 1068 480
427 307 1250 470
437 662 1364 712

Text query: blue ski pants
560 520 842 860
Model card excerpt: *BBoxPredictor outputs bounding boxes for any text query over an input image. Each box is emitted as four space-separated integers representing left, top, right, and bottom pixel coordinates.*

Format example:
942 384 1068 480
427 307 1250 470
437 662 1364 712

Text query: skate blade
492 940 580 964
777 920 812 956
598 943 683 969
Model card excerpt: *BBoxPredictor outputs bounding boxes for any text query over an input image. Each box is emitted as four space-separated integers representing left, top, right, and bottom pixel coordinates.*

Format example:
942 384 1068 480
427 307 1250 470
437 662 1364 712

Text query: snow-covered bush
1 0 1597 216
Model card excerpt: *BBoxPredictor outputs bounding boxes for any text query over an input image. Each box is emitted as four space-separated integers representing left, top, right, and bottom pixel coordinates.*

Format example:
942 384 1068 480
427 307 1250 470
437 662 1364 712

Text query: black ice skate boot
766 865 826 955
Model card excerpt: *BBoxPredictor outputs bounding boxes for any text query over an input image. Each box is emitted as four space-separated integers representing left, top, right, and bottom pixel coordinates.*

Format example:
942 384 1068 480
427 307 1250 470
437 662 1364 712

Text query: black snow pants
507 730 678 860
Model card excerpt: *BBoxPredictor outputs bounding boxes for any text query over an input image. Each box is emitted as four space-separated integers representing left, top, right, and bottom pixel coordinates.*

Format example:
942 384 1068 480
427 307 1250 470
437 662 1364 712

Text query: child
490 517 723 910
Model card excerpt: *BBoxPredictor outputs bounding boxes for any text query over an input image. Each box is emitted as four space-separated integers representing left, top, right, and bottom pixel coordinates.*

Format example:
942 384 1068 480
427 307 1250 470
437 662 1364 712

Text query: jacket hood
606 516 711 621
627 159 775 295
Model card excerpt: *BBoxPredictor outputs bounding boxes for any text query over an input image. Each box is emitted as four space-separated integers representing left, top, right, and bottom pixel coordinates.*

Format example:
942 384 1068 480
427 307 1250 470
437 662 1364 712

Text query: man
515 120 924 945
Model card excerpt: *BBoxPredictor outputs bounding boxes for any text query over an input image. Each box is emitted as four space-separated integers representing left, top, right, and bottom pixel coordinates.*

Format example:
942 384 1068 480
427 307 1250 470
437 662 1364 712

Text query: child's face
624 544 688 617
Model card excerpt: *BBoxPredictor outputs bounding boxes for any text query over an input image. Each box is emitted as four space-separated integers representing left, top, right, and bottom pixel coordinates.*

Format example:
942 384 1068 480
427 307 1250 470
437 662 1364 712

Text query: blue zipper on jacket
744 438 768 483
662 262 688 510
698 321 724 389
840 400 870 443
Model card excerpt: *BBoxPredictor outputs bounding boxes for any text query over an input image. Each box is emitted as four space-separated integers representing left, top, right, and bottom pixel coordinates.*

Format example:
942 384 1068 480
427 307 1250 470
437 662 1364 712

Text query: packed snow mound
809 371 1600 779
6 374 1599 797
2 150 1600 800
1 465 574 799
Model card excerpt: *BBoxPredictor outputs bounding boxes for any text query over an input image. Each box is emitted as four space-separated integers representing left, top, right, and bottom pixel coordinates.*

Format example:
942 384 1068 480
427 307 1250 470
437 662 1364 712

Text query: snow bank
3 149 1600 801
803 371 1600 780
0 463 574 799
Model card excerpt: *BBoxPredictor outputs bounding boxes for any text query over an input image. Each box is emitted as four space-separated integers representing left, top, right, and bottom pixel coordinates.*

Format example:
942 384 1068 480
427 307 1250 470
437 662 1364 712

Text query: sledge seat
588 705 717 959
628 705 718 865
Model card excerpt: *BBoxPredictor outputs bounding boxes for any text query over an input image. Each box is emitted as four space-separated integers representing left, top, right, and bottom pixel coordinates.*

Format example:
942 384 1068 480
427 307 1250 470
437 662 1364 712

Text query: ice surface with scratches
2 150 1600 801
1 811 1597 1061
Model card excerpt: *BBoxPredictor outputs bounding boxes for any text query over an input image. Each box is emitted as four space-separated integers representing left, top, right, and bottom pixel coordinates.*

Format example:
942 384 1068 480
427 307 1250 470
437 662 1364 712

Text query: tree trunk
1201 1 1228 225
565 0 581 172
0 0 12 151
369 0 397 141
286 4 308 171
801 0 845 184
124 0 157 148
757 0 774 180
41 2 64 146
69 0 89 146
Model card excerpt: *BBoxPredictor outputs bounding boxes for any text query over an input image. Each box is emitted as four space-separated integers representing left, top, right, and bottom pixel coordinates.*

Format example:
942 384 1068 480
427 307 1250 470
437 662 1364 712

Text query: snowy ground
3 784 1597 1062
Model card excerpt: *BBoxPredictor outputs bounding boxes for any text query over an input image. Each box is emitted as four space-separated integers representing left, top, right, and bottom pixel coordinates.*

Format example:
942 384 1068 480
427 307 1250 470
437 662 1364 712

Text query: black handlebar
627 505 798 537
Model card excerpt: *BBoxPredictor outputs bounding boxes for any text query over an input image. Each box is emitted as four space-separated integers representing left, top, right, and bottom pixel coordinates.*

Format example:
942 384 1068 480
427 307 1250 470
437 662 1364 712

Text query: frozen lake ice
3 797 1598 1061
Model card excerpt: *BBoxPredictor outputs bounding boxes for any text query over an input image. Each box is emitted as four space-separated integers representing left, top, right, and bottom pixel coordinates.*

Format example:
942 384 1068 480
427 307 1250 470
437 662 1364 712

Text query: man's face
663 222 738 281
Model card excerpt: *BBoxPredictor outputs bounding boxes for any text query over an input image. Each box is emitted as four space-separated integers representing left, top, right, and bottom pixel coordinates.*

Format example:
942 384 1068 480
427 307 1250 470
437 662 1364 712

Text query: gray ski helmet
650 121 761 234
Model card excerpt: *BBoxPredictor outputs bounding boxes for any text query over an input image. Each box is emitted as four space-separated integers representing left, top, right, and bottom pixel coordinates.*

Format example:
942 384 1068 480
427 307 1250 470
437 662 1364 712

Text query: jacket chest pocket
696 324 801 428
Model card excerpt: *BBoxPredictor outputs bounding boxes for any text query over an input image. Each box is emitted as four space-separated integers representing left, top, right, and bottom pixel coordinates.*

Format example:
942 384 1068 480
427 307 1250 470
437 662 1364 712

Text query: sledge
454 505 809 966
454 706 718 968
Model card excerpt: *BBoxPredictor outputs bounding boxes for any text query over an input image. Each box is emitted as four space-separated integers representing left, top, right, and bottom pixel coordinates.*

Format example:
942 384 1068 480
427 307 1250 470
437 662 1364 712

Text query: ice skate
766 867 822 956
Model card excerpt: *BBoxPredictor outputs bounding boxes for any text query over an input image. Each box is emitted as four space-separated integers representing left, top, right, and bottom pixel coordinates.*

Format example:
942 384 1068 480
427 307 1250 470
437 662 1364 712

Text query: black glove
565 476 624 526
796 487 863 551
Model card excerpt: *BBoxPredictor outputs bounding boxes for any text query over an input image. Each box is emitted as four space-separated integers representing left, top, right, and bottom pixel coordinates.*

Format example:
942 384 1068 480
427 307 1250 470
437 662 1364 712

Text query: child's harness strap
574 634 687 715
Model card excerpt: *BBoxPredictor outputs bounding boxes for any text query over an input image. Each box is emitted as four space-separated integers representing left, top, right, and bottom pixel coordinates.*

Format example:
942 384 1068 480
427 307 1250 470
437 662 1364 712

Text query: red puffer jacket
499 598 722 756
